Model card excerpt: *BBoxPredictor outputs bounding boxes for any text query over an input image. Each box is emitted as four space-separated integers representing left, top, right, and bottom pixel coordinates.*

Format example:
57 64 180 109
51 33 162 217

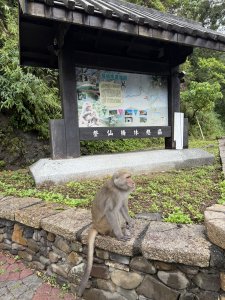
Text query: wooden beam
95 0 130 21
62 0 76 10
58 40 80 158
73 50 170 75
78 0 95 14
19 0 27 13
165 66 180 149
80 127 171 141
220 43 225 52
88 0 113 18
108 1 146 25
44 0 54 6
177 34 221 51
22 51 50 60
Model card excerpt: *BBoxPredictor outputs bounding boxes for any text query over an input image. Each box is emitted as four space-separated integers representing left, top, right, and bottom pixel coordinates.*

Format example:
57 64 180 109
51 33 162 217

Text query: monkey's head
112 170 135 191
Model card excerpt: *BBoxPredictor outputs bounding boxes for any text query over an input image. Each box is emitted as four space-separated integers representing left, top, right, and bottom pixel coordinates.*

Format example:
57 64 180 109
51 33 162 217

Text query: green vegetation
0 139 223 224
0 2 61 138
81 137 164 155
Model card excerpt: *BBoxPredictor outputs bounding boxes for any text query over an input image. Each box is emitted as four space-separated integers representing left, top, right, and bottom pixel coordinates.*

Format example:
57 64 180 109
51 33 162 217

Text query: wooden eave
19 0 225 49
18 0 225 69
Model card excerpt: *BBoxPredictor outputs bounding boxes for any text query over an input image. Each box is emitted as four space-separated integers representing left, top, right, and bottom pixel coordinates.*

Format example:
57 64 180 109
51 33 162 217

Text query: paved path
0 251 76 300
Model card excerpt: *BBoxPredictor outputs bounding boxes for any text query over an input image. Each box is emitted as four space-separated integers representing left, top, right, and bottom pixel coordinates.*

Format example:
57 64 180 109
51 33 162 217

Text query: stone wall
1 195 225 300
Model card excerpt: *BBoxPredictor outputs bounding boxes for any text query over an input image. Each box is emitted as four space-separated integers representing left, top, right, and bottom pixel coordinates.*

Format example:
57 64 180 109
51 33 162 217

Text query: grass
0 139 223 224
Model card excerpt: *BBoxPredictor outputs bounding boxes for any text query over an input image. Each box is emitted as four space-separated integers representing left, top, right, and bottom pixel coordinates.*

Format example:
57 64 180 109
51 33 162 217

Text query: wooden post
57 41 80 158
165 66 180 149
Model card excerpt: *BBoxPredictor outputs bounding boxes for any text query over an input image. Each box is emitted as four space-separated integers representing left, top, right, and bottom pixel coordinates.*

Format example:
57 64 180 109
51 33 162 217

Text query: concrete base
30 148 214 185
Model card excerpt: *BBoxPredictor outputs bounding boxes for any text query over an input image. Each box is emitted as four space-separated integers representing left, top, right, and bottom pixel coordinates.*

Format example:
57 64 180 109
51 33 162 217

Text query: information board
76 68 168 129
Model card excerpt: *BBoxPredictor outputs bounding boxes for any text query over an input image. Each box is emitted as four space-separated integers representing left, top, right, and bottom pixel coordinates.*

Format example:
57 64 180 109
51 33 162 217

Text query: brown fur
77 170 135 297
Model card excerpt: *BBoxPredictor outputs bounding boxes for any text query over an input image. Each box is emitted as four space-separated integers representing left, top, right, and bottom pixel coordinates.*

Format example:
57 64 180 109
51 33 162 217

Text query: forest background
0 0 225 169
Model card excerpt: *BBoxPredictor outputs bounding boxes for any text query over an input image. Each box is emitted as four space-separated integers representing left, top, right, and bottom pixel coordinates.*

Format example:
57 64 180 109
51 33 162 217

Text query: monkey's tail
77 228 98 297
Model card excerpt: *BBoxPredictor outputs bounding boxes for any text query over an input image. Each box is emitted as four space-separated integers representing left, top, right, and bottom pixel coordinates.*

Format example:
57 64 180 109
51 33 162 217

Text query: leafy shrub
81 138 164 155
0 8 61 138
189 111 224 139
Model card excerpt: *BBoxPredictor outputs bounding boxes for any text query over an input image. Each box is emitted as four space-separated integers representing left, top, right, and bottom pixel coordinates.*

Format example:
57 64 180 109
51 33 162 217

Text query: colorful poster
76 68 168 127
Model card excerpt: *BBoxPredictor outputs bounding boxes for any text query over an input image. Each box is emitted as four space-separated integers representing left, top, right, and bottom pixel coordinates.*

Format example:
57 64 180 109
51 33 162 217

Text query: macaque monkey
78 170 135 297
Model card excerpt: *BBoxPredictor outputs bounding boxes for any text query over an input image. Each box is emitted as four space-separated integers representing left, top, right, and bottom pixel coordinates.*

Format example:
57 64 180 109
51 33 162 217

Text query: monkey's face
113 172 135 191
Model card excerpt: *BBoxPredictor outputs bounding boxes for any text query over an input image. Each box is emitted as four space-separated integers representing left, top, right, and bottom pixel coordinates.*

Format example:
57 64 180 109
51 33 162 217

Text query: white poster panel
76 68 168 128
174 112 184 150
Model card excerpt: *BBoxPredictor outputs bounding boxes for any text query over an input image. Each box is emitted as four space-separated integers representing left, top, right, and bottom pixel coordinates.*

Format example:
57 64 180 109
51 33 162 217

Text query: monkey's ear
113 171 120 179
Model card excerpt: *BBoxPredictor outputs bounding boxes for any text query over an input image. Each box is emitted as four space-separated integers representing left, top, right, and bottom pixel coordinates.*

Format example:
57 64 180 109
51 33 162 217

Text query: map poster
76 68 168 128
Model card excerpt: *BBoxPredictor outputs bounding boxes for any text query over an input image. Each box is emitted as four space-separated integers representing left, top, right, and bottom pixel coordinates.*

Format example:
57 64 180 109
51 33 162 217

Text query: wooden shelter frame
18 0 225 158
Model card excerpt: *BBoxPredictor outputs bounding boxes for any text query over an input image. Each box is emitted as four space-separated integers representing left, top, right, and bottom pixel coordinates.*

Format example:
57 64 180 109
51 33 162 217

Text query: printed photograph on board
76 68 168 127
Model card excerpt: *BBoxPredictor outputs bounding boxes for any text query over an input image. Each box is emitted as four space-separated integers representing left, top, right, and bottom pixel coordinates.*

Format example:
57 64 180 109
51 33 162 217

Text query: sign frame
76 66 171 141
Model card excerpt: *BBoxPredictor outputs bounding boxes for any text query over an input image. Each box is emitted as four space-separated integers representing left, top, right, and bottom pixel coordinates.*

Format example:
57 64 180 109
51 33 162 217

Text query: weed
164 207 193 224
0 269 5 275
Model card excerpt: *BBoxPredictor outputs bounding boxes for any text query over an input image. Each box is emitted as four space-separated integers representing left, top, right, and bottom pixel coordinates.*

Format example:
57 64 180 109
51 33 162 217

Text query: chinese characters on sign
92 128 164 138
76 68 168 129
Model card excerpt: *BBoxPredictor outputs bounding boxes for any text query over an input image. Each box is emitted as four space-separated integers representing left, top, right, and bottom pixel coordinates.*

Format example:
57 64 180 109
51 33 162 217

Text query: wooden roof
18 0 225 68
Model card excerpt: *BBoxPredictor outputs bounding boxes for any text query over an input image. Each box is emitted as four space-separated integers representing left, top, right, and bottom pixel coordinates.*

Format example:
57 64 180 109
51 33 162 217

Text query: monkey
77 170 135 297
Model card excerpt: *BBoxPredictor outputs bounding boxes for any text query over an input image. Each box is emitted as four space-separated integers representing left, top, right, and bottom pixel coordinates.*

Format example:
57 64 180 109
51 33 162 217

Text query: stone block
12 223 27 246
130 256 156 274
0 234 4 243
91 264 110 280
135 212 162 221
110 253 130 265
30 149 214 185
157 270 190 289
81 219 149 256
49 251 60 263
204 205 225 250
96 249 109 260
141 222 211 267
30 261 45 270
67 252 83 265
18 250 33 262
83 288 127 300
210 245 225 268
193 272 220 292
0 195 14 202
41 208 92 241
111 270 143 289
117 287 138 300
105 261 129 272
15 202 67 229
136 275 180 300
198 291 219 300
0 197 42 220
221 272 225 291
71 241 82 252
47 232 55 242
54 236 71 253
154 261 176 271
51 263 70 278
27 239 39 252
68 263 85 284
96 279 116 293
